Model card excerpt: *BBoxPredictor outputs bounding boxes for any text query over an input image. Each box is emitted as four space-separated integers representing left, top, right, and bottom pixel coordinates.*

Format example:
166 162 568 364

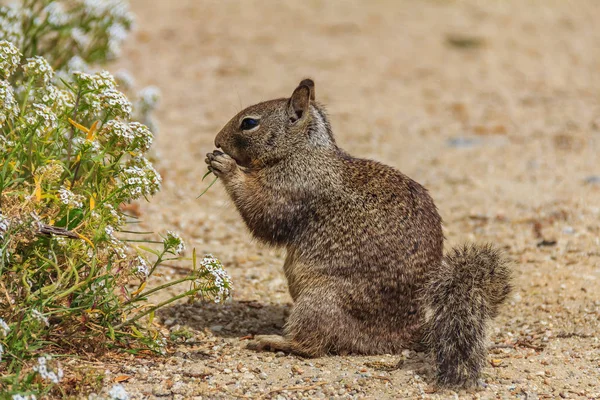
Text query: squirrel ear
287 82 312 123
299 79 315 101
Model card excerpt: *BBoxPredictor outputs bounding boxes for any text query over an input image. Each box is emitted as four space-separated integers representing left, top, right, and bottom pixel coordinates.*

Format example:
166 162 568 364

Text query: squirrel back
207 79 512 389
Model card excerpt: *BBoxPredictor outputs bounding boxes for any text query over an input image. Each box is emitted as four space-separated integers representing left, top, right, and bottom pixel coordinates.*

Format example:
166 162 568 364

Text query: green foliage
0 1 231 397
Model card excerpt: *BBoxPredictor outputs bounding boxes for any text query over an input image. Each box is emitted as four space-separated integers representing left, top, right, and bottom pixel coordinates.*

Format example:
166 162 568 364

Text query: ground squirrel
205 79 512 388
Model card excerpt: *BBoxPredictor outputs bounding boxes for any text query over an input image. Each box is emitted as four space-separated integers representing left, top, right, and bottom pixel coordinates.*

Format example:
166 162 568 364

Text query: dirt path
103 1 600 398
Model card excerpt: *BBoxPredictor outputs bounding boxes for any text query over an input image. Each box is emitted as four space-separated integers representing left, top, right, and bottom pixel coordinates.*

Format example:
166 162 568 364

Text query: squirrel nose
214 139 221 149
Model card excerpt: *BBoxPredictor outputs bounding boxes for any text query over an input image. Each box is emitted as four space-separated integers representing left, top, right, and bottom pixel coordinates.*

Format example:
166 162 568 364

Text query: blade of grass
196 171 218 199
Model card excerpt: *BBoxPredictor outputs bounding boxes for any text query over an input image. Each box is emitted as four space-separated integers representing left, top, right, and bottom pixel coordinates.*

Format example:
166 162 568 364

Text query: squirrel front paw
205 150 238 179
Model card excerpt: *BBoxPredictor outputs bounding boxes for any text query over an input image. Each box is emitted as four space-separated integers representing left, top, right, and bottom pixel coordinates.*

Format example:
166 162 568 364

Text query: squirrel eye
240 118 259 131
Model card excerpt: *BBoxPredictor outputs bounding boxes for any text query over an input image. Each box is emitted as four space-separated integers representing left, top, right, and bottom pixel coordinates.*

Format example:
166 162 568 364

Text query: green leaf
55 208 84 230
137 245 161 256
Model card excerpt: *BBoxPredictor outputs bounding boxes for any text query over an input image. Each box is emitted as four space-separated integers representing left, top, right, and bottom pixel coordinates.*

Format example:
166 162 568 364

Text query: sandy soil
99 0 600 398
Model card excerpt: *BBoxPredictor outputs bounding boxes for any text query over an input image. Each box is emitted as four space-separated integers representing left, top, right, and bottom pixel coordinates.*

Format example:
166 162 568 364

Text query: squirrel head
214 79 334 168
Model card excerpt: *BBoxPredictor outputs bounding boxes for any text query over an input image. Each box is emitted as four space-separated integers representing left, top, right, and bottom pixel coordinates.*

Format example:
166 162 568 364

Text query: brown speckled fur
205 80 512 388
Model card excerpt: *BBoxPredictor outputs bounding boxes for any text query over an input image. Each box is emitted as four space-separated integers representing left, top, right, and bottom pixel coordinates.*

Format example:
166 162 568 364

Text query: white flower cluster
198 255 232 303
137 86 160 110
104 203 126 226
35 160 64 183
108 384 130 400
71 27 91 48
80 0 134 58
128 122 153 152
105 225 114 236
104 224 127 259
44 1 69 26
151 336 167 355
99 88 132 118
66 55 89 74
82 0 132 21
12 395 37 400
0 214 9 240
23 56 54 84
31 309 49 326
135 255 149 277
0 316 10 336
0 40 21 79
34 83 59 106
74 70 117 91
90 279 107 294
100 119 134 145
74 71 136 118
0 6 23 45
32 355 64 384
0 79 19 127
58 186 84 208
54 237 68 248
164 231 185 256
25 103 58 137
107 23 128 57
118 156 162 200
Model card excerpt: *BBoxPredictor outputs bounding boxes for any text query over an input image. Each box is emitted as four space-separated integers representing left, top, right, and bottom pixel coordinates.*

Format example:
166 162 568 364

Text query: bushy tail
423 244 512 388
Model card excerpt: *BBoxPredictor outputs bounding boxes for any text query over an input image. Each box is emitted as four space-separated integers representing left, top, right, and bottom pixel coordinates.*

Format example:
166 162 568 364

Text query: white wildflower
129 121 153 152
100 119 134 146
137 85 160 109
73 70 116 92
26 103 58 137
118 156 162 200
164 231 185 255
55 237 68 248
58 186 84 208
198 255 232 303
0 316 10 336
82 0 132 20
57 87 76 108
135 256 149 277
104 203 125 226
34 83 61 106
107 23 128 57
12 395 37 400
0 40 21 79
90 279 107 293
31 309 50 326
44 1 68 26
23 56 54 84
33 355 64 384
105 225 115 236
108 384 129 400
66 55 89 73
150 336 167 355
71 27 91 48
0 79 19 127
35 160 64 183
99 88 132 117
104 224 127 259
0 214 9 237
0 6 24 44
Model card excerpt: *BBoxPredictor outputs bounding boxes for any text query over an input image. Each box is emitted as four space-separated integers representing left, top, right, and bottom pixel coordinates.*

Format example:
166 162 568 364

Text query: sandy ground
99 0 600 398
